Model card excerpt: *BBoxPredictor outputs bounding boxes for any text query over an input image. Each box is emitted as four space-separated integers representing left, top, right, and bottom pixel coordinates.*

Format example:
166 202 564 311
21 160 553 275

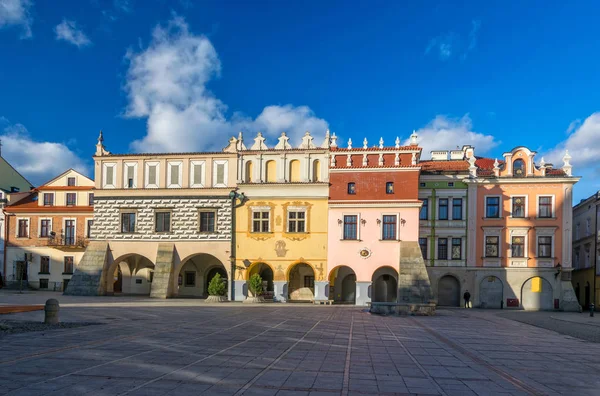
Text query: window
448 182 454 187
43 193 54 206
40 219 51 237
200 211 216 233
155 212 171 233
250 210 268 233
86 219 93 238
438 238 448 260
121 213 136 233
167 161 182 188
17 219 28 237
124 163 137 189
386 182 394 194
66 193 76 206
212 160 228 187
88 193 94 206
39 279 49 289
287 210 306 233
347 182 356 194
343 215 358 240
419 237 428 259
513 159 525 177
64 220 75 245
538 236 552 258
67 177 76 186
40 256 50 274
145 162 159 188
485 236 499 257
451 238 462 260
304 276 315 288
184 272 196 287
190 160 205 188
486 197 500 218
103 163 116 188
511 236 525 258
512 197 525 218
420 182 426 187
538 196 553 218
452 198 463 220
439 198 448 220
420 199 428 220
63 256 74 274
382 215 397 240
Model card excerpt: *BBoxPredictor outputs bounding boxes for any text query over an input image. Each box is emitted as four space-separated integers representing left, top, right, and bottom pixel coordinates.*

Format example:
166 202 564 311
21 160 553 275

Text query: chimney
450 150 464 160
431 150 449 161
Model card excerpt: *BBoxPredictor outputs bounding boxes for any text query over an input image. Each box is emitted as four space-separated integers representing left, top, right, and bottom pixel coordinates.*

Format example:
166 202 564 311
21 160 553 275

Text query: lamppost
228 190 246 301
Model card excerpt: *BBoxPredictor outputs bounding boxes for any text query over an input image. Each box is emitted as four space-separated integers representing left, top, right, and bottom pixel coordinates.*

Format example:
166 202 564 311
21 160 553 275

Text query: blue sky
1 0 599 201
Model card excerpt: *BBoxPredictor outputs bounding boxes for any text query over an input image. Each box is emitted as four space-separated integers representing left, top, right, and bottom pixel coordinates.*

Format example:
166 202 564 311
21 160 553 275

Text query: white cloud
407 114 499 158
426 19 481 61
0 0 33 38
0 119 89 186
54 19 91 48
425 34 455 61
125 15 328 153
546 113 600 174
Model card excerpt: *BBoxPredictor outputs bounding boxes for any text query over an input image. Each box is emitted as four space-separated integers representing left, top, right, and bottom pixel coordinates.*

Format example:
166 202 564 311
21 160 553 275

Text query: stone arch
479 276 503 308
246 262 275 299
288 262 315 301
245 161 253 183
265 160 276 183
312 159 321 182
438 274 461 307
174 253 227 298
106 253 155 295
329 265 356 304
289 160 301 182
521 276 553 310
371 266 398 303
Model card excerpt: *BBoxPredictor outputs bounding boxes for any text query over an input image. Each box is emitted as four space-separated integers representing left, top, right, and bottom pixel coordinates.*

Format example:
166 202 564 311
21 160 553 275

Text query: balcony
47 234 88 249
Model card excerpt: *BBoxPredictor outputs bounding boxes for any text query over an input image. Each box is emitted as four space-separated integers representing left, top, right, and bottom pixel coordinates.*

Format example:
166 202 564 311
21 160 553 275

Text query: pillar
273 281 287 302
314 281 329 301
356 281 371 306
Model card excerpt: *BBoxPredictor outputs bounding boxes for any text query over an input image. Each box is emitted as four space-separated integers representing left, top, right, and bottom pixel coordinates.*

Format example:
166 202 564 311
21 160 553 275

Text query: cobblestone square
2 293 600 395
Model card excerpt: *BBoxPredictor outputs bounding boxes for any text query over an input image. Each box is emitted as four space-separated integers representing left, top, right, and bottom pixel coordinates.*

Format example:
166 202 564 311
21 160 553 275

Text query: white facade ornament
346 154 352 167
411 152 417 165
379 137 384 149
562 150 573 176
95 130 110 156
362 153 368 166
330 154 336 167
299 131 316 149
275 132 292 150
468 156 477 177
321 129 331 148
540 157 546 167
363 138 368 149
394 152 400 166
493 158 500 177
395 136 400 149
250 132 268 150
378 153 384 166
410 130 418 146
330 132 338 148
237 132 247 151
348 138 353 149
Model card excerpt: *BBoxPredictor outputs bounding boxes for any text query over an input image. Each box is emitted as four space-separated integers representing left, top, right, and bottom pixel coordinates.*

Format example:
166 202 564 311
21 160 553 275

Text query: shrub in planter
244 273 264 303
206 273 227 302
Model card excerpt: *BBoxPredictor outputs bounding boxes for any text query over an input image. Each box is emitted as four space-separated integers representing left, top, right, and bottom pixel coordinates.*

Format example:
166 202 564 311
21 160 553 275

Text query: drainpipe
229 190 247 301
464 184 468 267
2 211 8 285
430 188 436 266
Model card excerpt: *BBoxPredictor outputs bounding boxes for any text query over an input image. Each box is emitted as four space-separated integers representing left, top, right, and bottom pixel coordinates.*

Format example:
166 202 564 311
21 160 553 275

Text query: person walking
463 290 471 308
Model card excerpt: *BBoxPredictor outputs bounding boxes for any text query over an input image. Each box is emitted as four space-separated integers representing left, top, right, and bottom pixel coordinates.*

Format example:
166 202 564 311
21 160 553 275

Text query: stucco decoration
275 215 282 226
315 262 325 281
275 240 288 257
275 264 285 281
359 247 372 259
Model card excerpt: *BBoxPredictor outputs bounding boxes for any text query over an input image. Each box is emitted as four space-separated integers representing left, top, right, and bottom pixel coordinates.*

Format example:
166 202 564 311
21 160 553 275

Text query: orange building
3 169 94 291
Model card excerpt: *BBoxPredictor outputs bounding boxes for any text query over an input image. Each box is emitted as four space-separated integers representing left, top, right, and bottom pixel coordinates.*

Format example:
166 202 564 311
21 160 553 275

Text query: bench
312 300 334 305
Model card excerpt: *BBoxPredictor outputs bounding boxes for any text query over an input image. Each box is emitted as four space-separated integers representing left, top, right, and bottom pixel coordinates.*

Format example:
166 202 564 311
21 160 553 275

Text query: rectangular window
88 193 94 206
511 236 525 258
343 215 358 240
252 210 269 233
539 196 553 218
439 198 448 220
65 220 75 245
438 238 448 260
40 219 51 237
148 165 157 186
538 236 552 258
105 166 114 186
419 237 428 259
18 219 28 237
485 236 499 257
125 163 136 188
420 199 428 220
452 198 463 220
121 213 136 233
43 193 54 206
512 197 526 218
287 210 306 233
386 182 394 194
67 177 76 186
39 279 49 289
216 163 225 185
200 211 216 233
86 219 93 238
304 276 315 288
184 271 196 287
63 256 74 274
191 161 204 187
155 212 171 233
382 215 397 240
347 182 356 194
486 197 500 218
40 256 50 274
451 238 462 260
66 193 76 206
448 182 454 187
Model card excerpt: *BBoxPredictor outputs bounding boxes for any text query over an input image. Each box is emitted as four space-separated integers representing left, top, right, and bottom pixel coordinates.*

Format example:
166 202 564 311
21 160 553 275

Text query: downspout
2 210 7 285
464 182 468 266
230 196 235 301
430 188 436 266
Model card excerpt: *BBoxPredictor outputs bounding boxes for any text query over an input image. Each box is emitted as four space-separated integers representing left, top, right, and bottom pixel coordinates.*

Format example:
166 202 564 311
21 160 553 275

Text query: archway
289 160 300 182
329 266 356 304
247 262 274 300
479 276 503 308
265 160 276 183
438 275 460 307
312 159 321 182
175 253 227 298
521 277 553 310
245 161 253 183
288 263 315 301
106 254 154 295
371 266 398 303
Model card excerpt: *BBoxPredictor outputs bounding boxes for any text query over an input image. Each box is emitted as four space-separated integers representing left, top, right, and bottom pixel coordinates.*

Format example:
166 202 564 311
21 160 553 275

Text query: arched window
289 160 300 182
513 159 525 177
312 160 321 182
265 160 276 183
245 161 253 183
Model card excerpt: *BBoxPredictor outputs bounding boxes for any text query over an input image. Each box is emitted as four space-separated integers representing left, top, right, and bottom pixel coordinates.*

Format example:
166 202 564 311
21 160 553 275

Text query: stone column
356 281 371 306
314 281 329 301
273 281 288 302
233 280 246 302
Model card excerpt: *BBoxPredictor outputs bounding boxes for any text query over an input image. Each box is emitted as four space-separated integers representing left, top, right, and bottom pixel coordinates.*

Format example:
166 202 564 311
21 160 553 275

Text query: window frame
381 214 398 241
67 177 76 186
537 195 555 218
88 193 94 206
537 236 552 258
86 218 93 239
437 238 448 260
513 159 526 177
385 182 394 194
155 211 172 233
419 237 428 259
184 271 196 287
347 182 356 195
43 193 54 206
485 236 500 258
212 160 229 188
66 192 77 206
452 198 463 220
438 198 449 220
511 195 527 218
102 162 117 189
63 256 74 275
123 162 138 189
511 236 525 258
287 208 307 233
120 212 137 233
485 196 501 219
420 198 428 220
39 218 52 238
189 160 206 188
251 207 270 233
144 161 160 189
451 238 462 260
16 217 29 238
199 209 218 233
304 275 315 288
64 218 76 245
167 161 183 189
343 214 359 240
39 256 50 274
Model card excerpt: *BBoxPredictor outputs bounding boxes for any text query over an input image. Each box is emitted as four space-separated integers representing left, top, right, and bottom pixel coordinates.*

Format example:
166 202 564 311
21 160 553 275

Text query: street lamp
229 190 246 301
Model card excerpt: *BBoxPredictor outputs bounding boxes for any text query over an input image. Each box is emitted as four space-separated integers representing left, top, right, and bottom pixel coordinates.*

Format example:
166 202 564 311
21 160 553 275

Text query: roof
475 156 568 178
98 151 236 158
0 156 34 190
36 186 94 191
331 165 420 170
475 157 503 170
331 146 422 152
419 160 469 173
39 168 94 187
4 192 93 213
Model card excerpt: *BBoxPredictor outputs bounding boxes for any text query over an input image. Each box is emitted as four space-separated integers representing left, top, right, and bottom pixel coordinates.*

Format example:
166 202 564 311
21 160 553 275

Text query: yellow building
231 131 331 302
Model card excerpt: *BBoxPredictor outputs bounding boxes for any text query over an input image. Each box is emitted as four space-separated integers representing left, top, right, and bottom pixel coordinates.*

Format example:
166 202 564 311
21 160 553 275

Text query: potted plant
205 273 227 303
244 273 264 303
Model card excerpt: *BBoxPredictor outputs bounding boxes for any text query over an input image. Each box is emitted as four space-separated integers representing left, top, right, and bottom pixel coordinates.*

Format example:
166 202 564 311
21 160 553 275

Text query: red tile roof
419 160 469 172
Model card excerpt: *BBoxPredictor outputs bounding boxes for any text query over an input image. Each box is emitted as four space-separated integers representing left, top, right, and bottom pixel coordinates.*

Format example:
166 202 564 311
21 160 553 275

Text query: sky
1 0 599 201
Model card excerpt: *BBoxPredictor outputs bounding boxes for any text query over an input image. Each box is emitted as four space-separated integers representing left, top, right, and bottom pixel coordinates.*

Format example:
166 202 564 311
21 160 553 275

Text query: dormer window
513 159 525 177
347 182 356 194
67 177 76 186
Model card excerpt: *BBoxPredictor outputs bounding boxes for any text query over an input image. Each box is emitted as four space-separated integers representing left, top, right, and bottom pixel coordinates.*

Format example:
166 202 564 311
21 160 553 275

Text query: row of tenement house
0 130 582 310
